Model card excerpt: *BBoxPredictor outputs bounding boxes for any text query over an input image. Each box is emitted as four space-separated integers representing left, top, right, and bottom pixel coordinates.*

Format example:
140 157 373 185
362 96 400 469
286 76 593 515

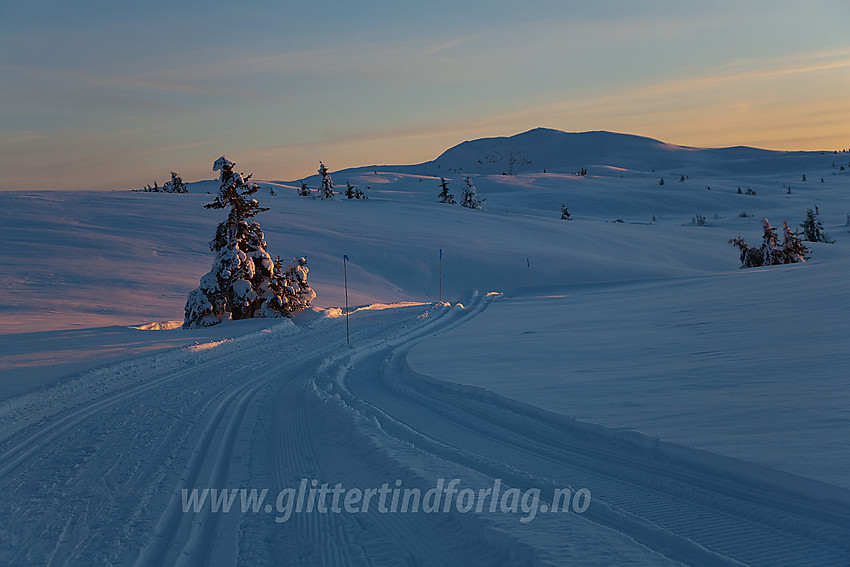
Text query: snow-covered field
1 129 849 565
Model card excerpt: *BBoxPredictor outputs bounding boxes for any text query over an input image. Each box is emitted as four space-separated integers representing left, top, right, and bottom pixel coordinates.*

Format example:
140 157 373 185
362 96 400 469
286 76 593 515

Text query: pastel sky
2 0 849 190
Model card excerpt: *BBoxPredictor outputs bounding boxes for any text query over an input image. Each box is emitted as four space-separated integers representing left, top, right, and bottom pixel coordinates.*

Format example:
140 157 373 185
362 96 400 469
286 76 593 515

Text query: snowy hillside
321 127 830 178
1 129 849 566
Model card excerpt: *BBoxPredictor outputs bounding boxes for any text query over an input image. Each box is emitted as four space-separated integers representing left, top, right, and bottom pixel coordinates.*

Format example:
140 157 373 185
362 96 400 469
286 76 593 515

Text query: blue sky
2 0 849 190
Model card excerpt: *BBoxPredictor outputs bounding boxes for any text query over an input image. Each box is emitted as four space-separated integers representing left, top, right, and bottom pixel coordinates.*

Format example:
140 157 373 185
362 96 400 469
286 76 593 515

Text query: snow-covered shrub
183 157 315 328
345 182 367 199
729 218 809 269
560 204 572 220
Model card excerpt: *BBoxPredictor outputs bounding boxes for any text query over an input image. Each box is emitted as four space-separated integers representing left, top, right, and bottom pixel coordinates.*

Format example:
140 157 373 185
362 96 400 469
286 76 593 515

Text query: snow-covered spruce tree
759 218 782 266
560 204 572 220
298 182 311 197
162 172 188 193
437 177 456 204
460 176 484 209
780 221 809 264
284 257 317 308
799 206 833 243
183 156 315 328
318 161 334 199
264 256 316 315
729 236 761 268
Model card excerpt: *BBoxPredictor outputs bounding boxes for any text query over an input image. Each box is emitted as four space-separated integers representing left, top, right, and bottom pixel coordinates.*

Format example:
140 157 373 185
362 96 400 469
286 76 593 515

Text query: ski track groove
269 305 456 566
0 328 291 566
367 369 850 566
264 293 530 567
133 354 279 567
0 348 256 480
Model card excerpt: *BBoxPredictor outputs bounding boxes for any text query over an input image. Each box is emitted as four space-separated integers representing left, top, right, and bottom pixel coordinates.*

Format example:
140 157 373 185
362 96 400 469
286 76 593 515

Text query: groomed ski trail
312 293 850 567
0 292 848 566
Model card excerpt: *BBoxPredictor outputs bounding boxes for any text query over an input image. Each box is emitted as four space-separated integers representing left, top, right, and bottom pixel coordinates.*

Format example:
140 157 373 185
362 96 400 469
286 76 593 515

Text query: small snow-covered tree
460 176 484 209
262 256 316 317
318 161 334 199
298 182 311 197
560 204 572 220
183 156 314 328
799 206 833 243
162 172 188 193
345 182 367 199
759 218 782 266
730 236 761 268
437 177 456 204
284 257 316 309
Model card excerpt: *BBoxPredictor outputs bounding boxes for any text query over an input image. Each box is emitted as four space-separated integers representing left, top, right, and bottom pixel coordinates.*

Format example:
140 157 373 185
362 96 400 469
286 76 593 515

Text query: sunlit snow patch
186 339 230 352
354 301 432 312
131 321 184 331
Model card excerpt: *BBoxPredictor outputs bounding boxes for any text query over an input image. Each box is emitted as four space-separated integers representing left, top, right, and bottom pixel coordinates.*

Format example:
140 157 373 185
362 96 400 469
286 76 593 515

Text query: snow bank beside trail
0 317 300 442
0 318 296 400
408 260 850 490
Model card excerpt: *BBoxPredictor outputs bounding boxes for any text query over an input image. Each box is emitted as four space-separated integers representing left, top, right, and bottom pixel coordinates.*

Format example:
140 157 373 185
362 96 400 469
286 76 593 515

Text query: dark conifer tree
800 206 833 243
318 161 334 199
437 177 456 204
